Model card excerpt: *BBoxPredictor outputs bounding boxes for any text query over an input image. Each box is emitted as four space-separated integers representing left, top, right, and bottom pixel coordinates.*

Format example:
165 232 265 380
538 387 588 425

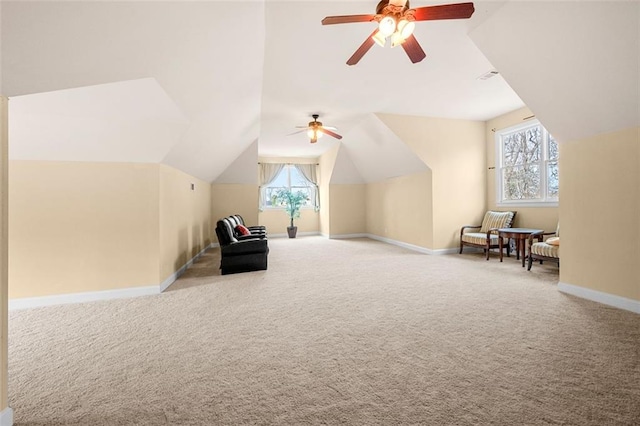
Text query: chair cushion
461 232 500 246
480 211 515 233
531 242 559 258
235 224 251 236
546 237 560 246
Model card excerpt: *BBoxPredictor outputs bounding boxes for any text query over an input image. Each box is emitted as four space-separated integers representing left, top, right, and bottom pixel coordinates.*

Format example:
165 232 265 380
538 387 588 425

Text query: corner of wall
0 95 12 418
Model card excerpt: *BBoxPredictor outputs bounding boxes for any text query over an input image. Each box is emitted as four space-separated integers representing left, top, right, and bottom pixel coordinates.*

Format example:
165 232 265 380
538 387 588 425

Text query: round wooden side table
497 228 544 267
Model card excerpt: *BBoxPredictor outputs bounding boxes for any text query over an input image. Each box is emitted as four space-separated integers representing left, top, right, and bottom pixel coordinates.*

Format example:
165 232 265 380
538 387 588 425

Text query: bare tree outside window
547 135 559 198
497 121 558 205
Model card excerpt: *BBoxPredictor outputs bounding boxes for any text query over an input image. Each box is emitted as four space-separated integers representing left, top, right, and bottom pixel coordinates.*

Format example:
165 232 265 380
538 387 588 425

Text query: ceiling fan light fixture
372 30 386 47
378 15 396 37
307 128 323 140
390 32 405 48
397 19 415 38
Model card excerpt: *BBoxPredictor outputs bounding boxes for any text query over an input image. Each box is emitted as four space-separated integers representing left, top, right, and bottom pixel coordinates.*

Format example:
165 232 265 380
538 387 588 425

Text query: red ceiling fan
322 1 474 66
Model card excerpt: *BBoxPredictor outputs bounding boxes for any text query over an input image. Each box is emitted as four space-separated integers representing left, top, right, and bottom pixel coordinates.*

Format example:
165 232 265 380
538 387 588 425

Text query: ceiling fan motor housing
309 114 322 128
376 0 410 15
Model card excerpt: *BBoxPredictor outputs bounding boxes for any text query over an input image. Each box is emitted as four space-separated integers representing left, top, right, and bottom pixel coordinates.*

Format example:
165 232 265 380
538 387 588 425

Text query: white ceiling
470 0 640 143
1 1 525 181
5 1 636 183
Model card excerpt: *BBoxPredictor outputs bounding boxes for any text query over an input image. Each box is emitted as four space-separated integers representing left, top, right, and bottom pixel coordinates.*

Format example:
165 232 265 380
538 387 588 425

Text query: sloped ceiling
15 1 633 183
330 145 367 185
470 1 640 142
214 140 259 185
10 79 187 162
2 1 265 182
337 113 428 183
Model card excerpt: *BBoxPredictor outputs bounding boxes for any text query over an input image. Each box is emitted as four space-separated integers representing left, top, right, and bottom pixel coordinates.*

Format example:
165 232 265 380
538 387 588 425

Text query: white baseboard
10 243 217 310
9 286 160 311
326 233 458 255
159 243 214 292
269 231 320 238
0 407 12 426
558 282 640 314
330 233 368 239
365 234 432 254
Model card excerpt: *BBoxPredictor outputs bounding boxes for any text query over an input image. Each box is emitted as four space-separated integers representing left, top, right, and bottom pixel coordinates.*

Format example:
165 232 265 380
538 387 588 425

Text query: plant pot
287 226 298 238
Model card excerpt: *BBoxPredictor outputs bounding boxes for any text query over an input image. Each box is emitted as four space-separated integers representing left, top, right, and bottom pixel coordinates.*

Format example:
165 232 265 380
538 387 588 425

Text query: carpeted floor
8 237 640 425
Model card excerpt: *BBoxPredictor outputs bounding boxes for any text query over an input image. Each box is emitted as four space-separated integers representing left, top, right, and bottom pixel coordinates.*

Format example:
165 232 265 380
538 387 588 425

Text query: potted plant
274 189 309 238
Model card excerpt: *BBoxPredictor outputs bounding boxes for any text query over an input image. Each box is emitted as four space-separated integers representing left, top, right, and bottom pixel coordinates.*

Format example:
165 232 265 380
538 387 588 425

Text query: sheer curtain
294 163 320 211
258 163 285 211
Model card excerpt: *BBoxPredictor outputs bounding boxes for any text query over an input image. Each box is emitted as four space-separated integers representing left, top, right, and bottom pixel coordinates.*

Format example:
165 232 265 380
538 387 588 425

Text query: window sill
496 201 559 208
261 206 318 211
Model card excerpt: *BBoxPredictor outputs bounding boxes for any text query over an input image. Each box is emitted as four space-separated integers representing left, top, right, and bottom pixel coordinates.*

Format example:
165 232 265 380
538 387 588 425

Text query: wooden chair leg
527 254 533 271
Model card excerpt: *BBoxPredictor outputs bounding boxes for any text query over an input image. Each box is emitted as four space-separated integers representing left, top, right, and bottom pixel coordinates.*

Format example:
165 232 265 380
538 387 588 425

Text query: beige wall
329 184 366 236
8 161 212 298
211 183 259 230
9 161 160 298
259 209 319 234
377 114 485 249
159 165 212 282
560 127 639 302
366 171 433 248
319 145 340 236
486 107 559 232
0 96 9 414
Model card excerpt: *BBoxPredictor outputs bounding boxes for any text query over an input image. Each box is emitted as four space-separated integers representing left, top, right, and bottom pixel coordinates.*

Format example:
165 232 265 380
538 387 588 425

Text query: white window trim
495 119 559 208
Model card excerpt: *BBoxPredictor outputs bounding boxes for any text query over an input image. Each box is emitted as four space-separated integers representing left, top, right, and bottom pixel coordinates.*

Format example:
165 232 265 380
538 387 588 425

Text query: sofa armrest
236 233 266 241
222 239 268 256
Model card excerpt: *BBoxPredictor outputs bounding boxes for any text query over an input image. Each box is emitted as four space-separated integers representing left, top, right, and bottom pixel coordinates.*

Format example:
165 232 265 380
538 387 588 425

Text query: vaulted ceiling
2 1 638 183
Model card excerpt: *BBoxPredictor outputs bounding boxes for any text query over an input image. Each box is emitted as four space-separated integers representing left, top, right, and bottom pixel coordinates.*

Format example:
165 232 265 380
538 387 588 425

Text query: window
262 165 315 209
496 120 558 206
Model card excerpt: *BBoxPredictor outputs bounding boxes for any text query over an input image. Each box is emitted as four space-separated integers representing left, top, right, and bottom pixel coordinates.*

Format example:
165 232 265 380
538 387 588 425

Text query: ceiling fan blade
347 30 378 66
322 14 375 25
323 126 338 131
318 127 343 140
401 35 426 64
412 2 475 21
287 129 307 136
295 126 309 128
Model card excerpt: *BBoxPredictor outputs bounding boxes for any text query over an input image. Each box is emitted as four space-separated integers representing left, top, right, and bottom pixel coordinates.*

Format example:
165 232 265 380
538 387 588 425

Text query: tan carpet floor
8 237 640 425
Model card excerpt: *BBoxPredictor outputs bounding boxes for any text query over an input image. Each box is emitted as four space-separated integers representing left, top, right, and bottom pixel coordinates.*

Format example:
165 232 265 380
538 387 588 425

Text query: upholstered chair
527 223 560 270
460 211 517 260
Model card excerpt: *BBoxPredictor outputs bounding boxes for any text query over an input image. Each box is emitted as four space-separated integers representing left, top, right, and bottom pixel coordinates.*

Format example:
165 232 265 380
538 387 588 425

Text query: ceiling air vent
477 70 500 80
